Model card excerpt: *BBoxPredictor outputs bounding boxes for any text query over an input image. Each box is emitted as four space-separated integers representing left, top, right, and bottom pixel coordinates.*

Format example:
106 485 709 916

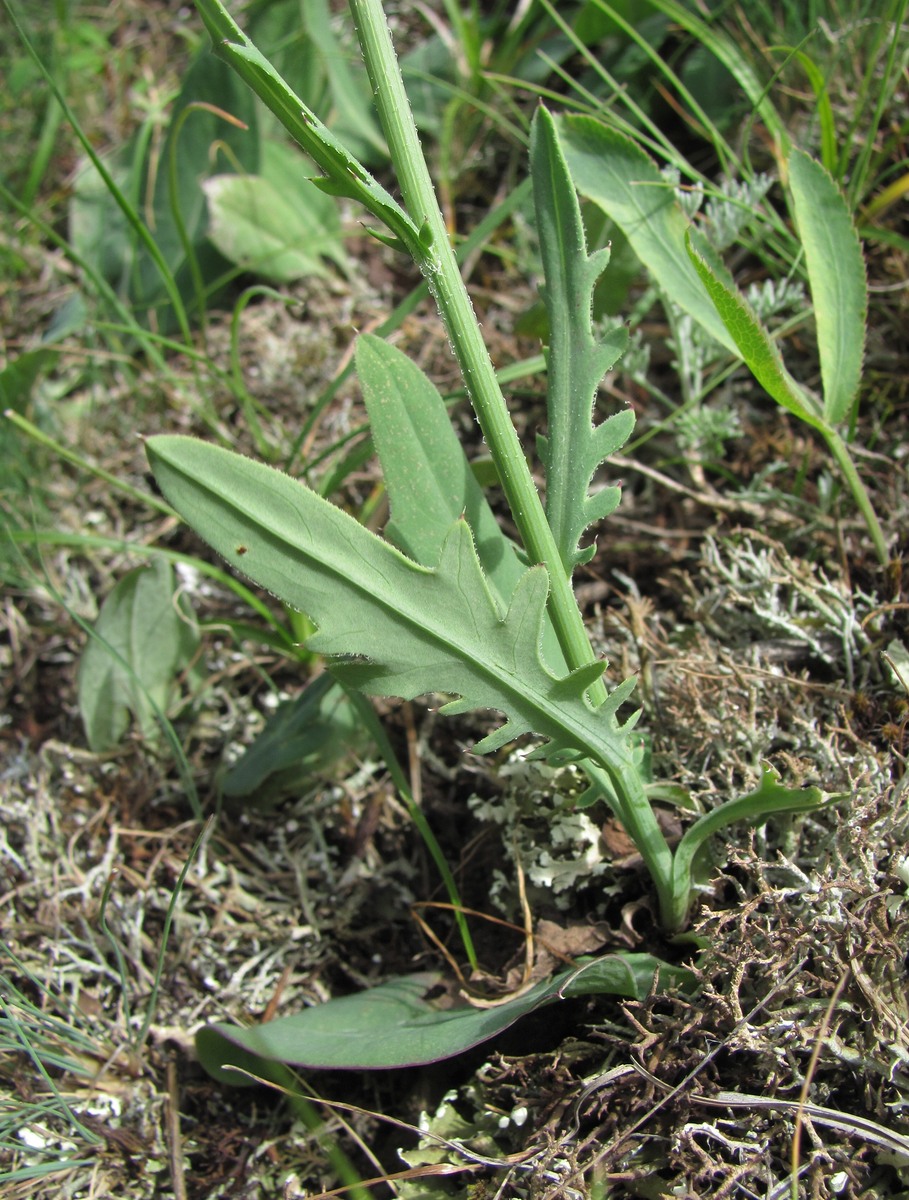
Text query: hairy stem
347 0 608 698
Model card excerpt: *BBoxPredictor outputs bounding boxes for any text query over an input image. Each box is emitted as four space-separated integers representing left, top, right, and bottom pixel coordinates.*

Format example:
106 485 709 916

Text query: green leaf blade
788 148 867 427
355 334 523 585
557 115 738 356
355 333 566 672
77 559 199 752
530 108 634 574
196 954 694 1077
203 173 344 282
146 436 638 777
192 0 418 250
684 230 825 429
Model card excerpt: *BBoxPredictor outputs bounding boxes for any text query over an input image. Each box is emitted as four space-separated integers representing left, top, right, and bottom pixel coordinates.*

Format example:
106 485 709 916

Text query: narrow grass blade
788 52 837 174
787 149 867 428
645 0 788 160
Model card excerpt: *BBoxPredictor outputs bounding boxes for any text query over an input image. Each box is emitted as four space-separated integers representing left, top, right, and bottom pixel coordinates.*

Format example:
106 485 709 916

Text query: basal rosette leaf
196 954 694 1077
787 148 867 428
146 436 640 779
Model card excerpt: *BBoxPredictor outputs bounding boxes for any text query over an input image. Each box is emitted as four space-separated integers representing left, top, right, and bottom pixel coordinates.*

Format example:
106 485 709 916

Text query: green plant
77 557 201 754
3 0 368 352
0 949 105 1186
531 0 905 566
557 118 888 566
145 0 840 1072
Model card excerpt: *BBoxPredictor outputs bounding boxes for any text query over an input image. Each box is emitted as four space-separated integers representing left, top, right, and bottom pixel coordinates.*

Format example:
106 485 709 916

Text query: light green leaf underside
787 148 867 428
531 107 633 574
203 173 344 282
355 334 527 592
146 436 638 769
196 953 695 1076
556 115 738 356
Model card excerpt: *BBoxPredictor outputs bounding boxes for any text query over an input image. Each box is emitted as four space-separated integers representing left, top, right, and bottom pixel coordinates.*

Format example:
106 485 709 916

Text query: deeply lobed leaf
146 435 640 778
532 107 634 574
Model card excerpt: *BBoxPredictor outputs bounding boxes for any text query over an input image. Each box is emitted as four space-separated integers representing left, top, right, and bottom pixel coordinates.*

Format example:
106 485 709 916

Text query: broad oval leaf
77 558 199 752
196 954 695 1078
203 173 345 282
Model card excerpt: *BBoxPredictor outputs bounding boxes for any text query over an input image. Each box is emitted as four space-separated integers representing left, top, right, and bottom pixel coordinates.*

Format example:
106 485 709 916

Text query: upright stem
822 427 890 568
347 0 606 699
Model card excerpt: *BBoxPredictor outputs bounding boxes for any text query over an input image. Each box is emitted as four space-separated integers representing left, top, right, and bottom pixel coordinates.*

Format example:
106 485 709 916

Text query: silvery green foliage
701 537 871 689
616 327 651 383
666 310 727 398
704 174 774 250
744 276 807 323
468 752 620 910
662 165 704 220
676 400 742 458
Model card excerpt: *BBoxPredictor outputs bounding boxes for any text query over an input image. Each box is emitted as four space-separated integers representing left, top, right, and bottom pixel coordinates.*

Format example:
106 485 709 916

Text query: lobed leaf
531 107 634 574
146 436 640 777
355 334 566 672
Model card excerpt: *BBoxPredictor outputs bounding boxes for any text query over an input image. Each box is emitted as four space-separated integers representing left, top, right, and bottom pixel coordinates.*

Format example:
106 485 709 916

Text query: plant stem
821 427 890 567
345 0 685 925
347 0 606 699
583 761 678 928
